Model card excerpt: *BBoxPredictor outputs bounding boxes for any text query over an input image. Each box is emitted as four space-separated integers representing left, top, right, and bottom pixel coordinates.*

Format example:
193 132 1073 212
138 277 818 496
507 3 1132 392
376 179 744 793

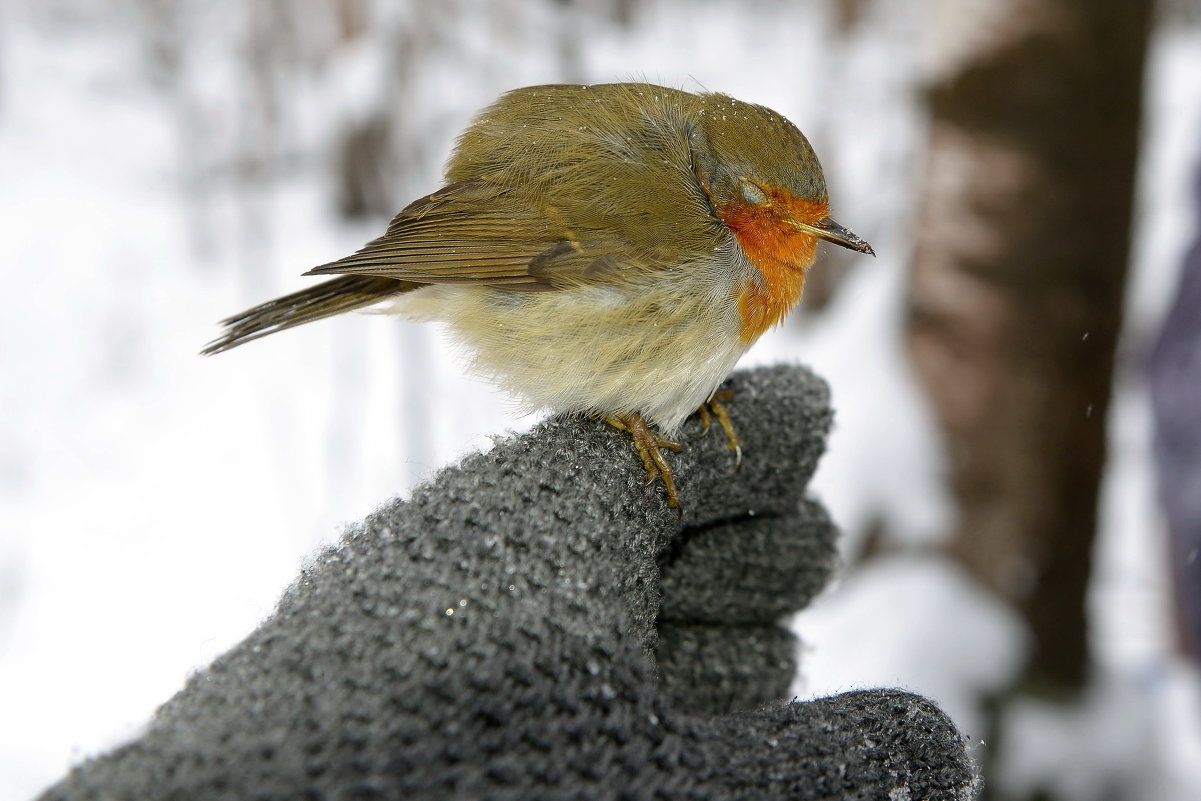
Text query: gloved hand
40 365 976 800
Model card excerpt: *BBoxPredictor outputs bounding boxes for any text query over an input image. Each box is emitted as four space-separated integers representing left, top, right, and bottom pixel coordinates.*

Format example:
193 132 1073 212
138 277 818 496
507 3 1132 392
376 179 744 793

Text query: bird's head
691 94 874 271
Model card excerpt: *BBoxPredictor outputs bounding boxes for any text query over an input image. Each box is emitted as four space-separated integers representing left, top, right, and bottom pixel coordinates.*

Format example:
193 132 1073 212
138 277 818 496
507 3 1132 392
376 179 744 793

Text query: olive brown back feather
302 180 637 291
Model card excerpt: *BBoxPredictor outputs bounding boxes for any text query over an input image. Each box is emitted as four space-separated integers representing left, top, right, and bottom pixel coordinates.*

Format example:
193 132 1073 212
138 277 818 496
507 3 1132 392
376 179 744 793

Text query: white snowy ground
0 3 1199 799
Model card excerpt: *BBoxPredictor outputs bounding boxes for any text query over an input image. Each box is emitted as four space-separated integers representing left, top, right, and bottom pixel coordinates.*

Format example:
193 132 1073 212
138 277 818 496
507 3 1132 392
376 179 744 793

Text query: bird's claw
698 390 742 470
606 413 683 509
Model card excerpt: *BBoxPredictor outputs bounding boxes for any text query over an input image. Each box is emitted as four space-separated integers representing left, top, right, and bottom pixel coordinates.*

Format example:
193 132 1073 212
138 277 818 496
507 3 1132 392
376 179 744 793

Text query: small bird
204 83 873 507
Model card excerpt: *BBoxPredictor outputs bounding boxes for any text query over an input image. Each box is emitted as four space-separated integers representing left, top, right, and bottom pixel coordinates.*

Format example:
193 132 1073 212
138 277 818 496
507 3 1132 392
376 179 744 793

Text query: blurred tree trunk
906 0 1153 696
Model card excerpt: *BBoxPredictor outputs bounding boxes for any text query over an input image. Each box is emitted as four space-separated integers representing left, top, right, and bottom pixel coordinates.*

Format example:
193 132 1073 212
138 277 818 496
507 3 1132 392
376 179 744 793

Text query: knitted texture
40 365 977 800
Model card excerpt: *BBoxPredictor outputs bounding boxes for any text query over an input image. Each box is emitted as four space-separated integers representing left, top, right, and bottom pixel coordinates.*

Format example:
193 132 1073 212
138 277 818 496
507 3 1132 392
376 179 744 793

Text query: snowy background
1 1 1199 799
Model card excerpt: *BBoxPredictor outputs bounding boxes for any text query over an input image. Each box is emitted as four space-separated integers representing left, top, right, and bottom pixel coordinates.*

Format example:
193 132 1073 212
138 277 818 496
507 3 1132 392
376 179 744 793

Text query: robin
204 82 874 508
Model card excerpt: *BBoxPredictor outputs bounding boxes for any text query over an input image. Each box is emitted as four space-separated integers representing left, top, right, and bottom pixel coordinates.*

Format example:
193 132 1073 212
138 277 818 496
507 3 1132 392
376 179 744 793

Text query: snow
1 1 1199 799
791 553 1027 739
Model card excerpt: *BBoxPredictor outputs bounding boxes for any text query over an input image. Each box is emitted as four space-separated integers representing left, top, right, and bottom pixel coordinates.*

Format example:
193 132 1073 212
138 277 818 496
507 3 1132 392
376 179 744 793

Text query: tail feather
202 275 419 355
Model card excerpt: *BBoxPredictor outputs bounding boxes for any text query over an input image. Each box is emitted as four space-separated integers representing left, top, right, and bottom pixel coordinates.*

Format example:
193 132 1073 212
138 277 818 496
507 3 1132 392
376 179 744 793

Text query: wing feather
305 180 637 290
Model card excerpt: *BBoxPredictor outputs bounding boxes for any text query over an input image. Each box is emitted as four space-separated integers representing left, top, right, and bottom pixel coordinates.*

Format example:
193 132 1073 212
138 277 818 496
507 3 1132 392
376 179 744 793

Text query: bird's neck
720 201 823 342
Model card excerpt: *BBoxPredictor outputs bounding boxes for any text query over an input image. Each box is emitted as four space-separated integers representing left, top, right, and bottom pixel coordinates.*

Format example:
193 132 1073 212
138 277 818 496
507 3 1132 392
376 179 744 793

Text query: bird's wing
305 181 636 290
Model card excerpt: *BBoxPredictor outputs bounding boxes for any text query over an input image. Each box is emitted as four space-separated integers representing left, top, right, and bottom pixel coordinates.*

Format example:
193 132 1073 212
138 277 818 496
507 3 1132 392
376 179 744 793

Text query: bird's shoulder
444 84 724 254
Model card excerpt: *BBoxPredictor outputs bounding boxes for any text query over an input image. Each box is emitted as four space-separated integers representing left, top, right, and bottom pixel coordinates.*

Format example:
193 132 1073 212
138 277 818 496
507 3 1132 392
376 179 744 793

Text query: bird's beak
793 217 876 256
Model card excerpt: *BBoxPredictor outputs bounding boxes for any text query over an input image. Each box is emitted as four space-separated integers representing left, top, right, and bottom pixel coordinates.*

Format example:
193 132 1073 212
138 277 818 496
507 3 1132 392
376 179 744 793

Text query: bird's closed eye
739 178 769 206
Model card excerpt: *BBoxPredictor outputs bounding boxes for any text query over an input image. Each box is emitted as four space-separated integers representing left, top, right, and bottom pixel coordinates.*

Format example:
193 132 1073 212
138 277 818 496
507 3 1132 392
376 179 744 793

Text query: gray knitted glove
39 365 976 800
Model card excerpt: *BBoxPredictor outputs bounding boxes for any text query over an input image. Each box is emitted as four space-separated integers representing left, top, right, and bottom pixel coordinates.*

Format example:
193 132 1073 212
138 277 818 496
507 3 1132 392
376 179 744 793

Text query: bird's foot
696 389 742 469
605 413 683 509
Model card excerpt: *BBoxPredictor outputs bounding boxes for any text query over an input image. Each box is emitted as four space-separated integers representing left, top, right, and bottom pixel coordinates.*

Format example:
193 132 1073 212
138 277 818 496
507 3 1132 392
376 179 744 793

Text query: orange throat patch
721 196 826 343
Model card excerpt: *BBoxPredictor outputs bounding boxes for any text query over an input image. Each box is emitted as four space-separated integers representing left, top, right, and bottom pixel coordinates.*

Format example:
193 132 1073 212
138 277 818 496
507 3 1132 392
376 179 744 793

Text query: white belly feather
386 259 750 434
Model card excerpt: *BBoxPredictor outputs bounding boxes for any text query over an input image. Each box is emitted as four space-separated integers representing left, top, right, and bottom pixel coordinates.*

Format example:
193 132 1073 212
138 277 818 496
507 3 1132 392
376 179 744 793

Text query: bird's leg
605 413 683 508
697 389 742 469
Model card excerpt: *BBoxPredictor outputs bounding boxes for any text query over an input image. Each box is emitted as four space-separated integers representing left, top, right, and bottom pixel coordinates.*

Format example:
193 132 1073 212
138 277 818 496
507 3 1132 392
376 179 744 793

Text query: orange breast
720 194 826 342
